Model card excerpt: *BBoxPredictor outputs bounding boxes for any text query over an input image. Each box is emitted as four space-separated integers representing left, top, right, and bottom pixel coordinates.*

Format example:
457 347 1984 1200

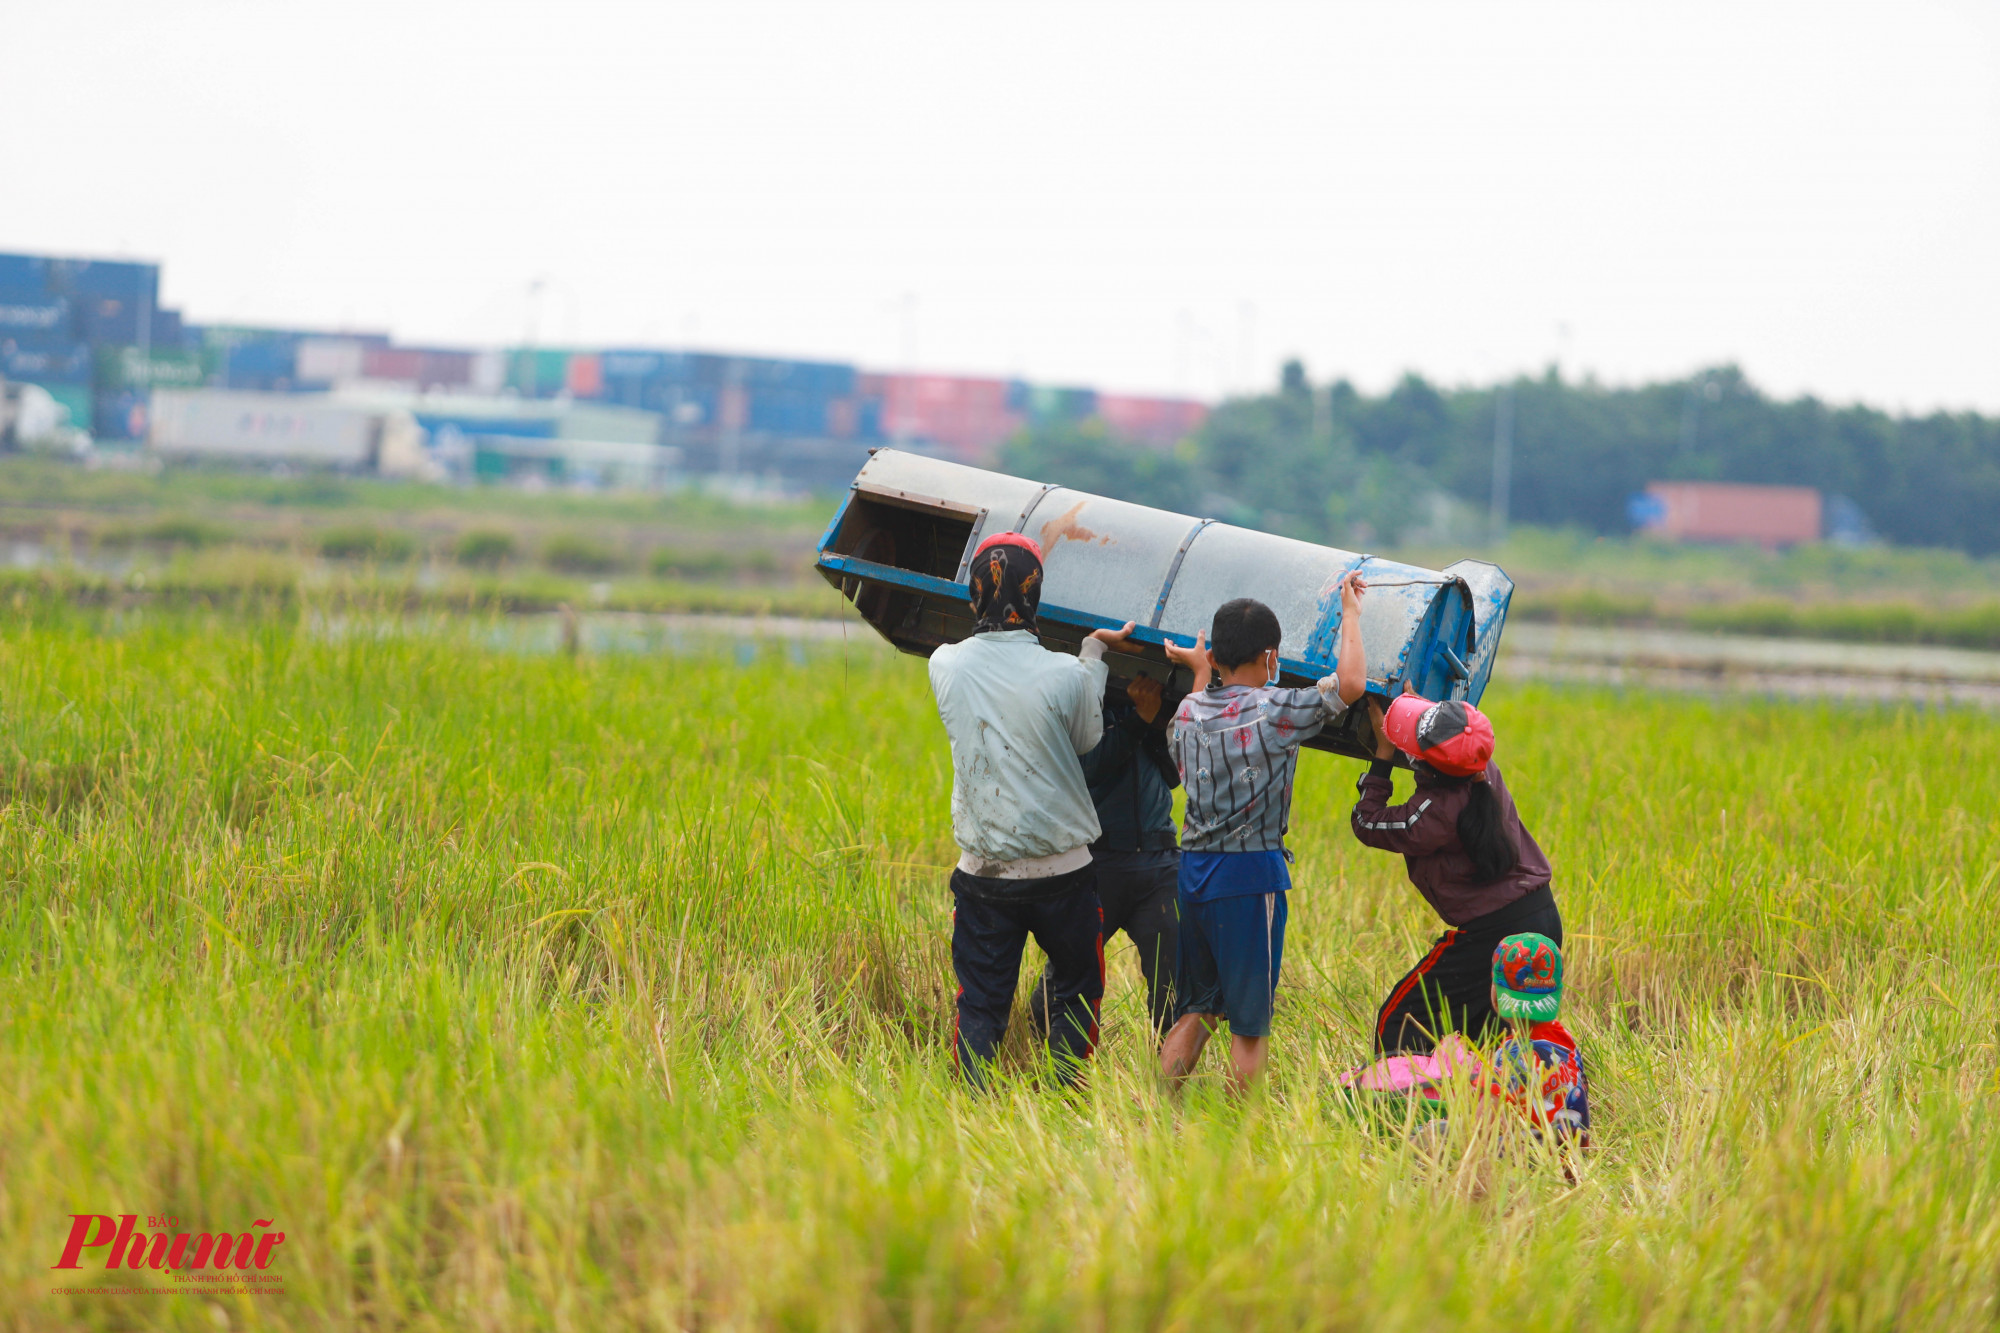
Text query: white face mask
1264 649 1281 687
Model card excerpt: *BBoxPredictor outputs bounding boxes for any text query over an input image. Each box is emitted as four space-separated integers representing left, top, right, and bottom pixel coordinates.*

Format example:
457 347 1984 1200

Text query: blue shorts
1177 856 1289 1038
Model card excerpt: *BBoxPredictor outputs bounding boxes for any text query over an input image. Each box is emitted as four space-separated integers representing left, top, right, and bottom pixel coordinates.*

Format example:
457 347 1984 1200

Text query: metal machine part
816 449 1514 761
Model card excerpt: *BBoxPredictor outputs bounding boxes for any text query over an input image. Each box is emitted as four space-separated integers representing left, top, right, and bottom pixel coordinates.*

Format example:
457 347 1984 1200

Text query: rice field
3 601 1998 1330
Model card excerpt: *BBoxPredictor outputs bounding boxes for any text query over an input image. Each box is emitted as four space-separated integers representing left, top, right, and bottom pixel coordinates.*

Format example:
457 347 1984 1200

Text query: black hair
1415 762 1519 883
1458 782 1519 883
1209 598 1282 669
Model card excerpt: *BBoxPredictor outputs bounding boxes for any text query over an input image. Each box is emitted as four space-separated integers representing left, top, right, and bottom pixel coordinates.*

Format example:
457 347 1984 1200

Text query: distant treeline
1002 363 2000 555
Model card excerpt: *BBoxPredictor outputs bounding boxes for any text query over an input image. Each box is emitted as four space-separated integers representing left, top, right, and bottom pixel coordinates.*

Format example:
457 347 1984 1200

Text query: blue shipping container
77 298 161 346
1 340 92 384
224 336 301 389
0 253 54 292
0 295 72 335
747 389 837 437
47 258 158 307
854 399 885 443
94 390 150 442
688 353 857 397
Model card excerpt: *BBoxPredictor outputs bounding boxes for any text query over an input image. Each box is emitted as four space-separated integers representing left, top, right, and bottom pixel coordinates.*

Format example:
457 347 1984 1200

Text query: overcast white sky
5 0 1996 410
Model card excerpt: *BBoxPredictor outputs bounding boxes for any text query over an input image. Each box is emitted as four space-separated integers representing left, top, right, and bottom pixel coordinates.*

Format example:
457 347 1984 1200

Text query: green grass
2 601 1997 1328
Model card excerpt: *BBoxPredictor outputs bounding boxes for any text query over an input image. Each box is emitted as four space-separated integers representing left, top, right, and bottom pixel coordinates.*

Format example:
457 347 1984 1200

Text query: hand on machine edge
1368 699 1396 760
1339 570 1369 614
1124 674 1164 724
1162 629 1207 673
1088 620 1139 653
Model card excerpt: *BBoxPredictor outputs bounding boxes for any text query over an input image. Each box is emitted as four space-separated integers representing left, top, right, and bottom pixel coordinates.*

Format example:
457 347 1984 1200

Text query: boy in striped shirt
1158 572 1368 1090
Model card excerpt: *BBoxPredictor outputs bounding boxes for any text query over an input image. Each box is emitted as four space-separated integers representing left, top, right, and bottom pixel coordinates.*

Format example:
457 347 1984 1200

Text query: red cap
973 531 1043 562
1383 693 1494 777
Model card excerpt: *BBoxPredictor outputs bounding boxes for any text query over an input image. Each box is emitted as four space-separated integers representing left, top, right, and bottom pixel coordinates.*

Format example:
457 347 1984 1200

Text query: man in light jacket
929 531 1135 1088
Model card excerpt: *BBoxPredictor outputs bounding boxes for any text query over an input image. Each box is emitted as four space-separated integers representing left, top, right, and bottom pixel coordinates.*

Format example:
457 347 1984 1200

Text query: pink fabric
1339 1036 1484 1093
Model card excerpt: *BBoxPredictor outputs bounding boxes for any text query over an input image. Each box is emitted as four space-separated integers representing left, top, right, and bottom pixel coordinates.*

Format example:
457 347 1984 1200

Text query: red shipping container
719 384 749 431
874 373 1022 464
361 347 477 389
1641 482 1821 549
566 354 604 398
1095 394 1208 447
417 350 473 387
362 347 424 381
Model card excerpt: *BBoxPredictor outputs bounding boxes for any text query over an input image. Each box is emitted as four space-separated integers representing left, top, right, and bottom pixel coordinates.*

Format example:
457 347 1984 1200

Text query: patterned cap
968 535 1044 635
1492 932 1563 1022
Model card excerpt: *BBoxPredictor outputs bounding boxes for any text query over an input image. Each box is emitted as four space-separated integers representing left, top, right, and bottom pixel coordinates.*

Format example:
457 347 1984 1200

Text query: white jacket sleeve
1069 640 1110 754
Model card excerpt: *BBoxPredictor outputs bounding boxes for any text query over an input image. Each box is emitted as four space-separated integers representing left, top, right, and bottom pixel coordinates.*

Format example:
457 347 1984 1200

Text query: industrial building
0 247 1208 492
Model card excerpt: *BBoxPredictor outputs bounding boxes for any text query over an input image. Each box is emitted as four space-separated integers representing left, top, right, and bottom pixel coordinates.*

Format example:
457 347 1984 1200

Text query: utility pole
1489 381 1514 544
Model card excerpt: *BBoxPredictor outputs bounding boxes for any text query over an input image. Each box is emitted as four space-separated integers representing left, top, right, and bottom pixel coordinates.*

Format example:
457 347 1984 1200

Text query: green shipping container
94 344 211 390
506 348 573 398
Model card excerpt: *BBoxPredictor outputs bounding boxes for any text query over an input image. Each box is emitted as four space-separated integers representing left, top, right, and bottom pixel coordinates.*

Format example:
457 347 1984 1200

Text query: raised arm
1334 570 1368 706
1350 698 1454 853
1069 621 1136 754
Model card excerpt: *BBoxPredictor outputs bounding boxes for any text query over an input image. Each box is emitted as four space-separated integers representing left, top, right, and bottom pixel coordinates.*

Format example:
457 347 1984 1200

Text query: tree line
1001 363 2000 555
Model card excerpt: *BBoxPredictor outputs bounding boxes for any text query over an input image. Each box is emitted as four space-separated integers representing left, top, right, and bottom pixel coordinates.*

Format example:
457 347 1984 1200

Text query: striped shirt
1171 678 1347 853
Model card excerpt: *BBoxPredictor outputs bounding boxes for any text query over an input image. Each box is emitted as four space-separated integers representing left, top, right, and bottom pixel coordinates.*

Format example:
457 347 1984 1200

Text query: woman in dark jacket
1351 688 1562 1054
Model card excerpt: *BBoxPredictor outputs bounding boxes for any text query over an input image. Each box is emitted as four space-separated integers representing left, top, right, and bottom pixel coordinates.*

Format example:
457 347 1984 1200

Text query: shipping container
1024 384 1098 424
294 337 369 386
360 346 475 388
2 339 92 384
94 345 210 391
77 297 153 346
565 352 603 398
46 257 158 308
150 308 187 349
745 386 843 437
871 373 1023 464
150 389 384 468
0 295 71 335
94 390 151 441
504 347 573 398
1635 482 1822 549
0 253 54 292
1095 393 1208 446
221 336 301 391
688 353 857 397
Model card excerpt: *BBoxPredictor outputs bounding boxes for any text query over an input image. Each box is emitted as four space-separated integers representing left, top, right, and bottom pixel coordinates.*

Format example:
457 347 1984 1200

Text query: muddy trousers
1373 886 1562 1055
1030 849 1180 1040
951 866 1104 1089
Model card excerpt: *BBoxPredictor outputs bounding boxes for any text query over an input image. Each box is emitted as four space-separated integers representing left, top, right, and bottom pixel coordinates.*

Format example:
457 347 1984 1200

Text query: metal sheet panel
1443 558 1515 701
1029 489 1204 631
850 449 1048 561
1158 524 1358 663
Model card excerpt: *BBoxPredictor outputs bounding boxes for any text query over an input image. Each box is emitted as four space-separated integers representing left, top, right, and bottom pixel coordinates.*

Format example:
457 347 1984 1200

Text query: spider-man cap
1383 693 1494 777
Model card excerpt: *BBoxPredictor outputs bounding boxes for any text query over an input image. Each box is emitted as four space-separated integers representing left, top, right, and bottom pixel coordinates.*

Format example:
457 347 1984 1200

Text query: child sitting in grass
1476 932 1591 1147
1340 932 1591 1150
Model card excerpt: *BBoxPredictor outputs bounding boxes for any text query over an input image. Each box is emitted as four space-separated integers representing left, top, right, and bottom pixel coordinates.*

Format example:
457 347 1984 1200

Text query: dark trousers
1031 849 1180 1039
951 865 1104 1088
1374 886 1562 1055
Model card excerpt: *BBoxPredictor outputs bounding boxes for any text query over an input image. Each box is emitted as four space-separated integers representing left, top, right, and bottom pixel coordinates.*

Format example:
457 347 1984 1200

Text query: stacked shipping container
1 247 1213 482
